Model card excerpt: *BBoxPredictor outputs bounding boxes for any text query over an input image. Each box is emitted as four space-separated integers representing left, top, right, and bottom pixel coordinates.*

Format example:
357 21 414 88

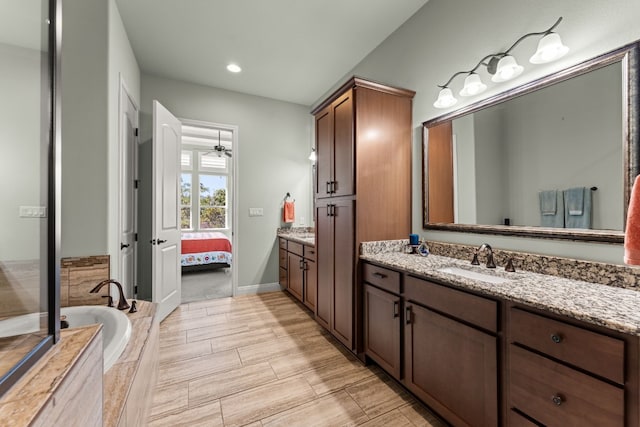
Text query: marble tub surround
362 239 640 290
103 300 159 427
61 255 110 307
361 247 640 336
277 227 315 246
0 325 103 426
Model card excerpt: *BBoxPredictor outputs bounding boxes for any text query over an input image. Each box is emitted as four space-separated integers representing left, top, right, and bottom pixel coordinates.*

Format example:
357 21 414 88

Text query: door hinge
134 285 138 294
134 128 139 137
134 179 140 189
134 233 138 242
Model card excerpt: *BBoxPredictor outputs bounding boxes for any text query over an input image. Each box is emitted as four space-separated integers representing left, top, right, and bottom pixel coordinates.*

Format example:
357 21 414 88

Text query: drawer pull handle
405 306 412 324
551 394 564 406
393 301 399 318
550 334 563 344
373 272 387 279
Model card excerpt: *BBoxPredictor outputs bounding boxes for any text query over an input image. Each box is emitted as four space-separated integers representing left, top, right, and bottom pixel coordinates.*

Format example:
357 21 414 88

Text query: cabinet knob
551 394 564 406
550 333 563 344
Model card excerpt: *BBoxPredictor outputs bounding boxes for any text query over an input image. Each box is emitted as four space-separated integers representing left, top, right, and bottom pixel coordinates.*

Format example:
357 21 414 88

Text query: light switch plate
249 207 264 217
19 206 47 218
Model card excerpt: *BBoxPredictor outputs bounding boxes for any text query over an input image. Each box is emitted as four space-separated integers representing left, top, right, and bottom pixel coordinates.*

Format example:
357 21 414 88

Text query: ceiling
115 0 429 106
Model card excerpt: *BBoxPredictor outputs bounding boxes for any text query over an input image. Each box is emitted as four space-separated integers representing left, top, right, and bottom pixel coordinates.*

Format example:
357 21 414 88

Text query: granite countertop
361 251 640 336
277 227 315 246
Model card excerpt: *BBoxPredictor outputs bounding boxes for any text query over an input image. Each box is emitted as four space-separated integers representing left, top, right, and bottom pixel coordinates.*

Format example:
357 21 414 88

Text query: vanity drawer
362 263 400 294
287 241 304 256
508 410 540 427
510 307 624 384
405 275 497 333
279 248 288 268
303 245 316 261
510 345 624 427
279 238 287 249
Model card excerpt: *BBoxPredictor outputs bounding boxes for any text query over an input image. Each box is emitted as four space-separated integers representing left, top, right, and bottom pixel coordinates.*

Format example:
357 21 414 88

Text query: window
180 128 232 231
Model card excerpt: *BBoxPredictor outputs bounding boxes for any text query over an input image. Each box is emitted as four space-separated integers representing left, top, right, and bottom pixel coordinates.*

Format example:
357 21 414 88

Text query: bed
181 231 232 272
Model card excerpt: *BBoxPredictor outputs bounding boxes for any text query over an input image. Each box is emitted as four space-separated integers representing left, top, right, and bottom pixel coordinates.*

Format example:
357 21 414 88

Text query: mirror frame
422 42 639 244
0 0 61 397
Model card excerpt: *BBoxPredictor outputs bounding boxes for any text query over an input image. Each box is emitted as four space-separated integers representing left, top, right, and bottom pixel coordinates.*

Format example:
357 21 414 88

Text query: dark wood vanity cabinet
359 260 640 427
363 264 402 379
278 238 316 311
507 306 628 427
404 275 499 427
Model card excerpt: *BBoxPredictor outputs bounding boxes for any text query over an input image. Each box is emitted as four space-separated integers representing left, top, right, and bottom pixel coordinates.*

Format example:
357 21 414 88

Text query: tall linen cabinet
312 77 415 352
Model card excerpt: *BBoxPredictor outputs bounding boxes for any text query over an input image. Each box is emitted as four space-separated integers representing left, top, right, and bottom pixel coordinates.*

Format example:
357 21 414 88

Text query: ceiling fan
205 132 232 158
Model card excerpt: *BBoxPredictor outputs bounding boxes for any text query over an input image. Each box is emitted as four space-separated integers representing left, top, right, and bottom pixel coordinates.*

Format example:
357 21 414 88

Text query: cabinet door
404 303 498 427
364 284 401 379
303 259 316 311
287 252 303 302
332 90 354 197
315 107 332 198
332 199 354 349
315 201 332 329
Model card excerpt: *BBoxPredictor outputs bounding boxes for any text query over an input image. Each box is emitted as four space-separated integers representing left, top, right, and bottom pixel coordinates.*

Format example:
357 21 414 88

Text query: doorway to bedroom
179 120 236 302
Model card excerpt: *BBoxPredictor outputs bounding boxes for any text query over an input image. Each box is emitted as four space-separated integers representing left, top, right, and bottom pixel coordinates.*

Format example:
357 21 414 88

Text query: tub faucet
471 243 496 269
90 279 130 310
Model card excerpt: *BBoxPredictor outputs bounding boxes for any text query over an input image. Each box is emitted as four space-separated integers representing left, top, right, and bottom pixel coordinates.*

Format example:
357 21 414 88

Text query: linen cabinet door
332 199 354 349
331 90 354 197
315 106 332 198
315 200 332 329
404 303 498 427
364 284 401 379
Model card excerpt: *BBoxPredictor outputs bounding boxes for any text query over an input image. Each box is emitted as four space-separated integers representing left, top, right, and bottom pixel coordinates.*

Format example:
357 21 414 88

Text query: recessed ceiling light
226 63 242 73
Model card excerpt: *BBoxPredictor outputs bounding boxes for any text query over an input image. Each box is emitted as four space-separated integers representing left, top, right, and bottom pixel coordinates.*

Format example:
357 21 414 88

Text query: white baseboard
234 282 284 296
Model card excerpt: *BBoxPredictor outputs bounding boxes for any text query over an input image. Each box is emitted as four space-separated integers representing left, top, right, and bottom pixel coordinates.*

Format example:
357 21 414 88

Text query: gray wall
321 0 640 264
60 0 140 285
138 74 312 291
0 43 42 260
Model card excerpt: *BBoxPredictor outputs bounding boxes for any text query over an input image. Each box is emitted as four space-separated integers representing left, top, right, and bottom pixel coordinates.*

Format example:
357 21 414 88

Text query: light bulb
491 55 524 83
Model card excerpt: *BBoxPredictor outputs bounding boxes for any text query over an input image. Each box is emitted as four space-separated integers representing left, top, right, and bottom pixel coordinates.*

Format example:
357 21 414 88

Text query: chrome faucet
90 279 130 310
471 243 496 269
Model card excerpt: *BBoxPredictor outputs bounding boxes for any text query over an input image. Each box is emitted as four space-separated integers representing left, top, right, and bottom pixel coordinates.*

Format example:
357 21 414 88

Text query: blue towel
540 190 564 227
564 187 592 229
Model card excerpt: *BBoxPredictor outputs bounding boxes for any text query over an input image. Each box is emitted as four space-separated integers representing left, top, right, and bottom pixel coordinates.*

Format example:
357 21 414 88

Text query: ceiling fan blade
224 151 232 158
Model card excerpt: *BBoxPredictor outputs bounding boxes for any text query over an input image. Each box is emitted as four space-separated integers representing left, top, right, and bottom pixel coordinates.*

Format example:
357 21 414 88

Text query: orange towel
283 201 295 223
625 175 640 265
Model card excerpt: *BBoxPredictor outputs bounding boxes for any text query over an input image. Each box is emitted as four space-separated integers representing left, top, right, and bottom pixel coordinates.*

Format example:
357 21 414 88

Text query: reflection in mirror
423 43 639 243
0 0 57 396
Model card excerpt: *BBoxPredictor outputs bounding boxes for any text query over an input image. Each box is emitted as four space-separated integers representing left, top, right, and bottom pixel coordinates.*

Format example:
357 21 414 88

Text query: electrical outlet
19 206 47 218
299 216 305 226
249 207 264 217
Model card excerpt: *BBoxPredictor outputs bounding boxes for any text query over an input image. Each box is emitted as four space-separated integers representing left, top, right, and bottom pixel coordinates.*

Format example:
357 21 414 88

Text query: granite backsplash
361 239 640 291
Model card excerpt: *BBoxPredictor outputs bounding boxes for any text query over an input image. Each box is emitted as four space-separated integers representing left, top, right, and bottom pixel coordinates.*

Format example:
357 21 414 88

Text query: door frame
180 118 239 297
114 75 139 297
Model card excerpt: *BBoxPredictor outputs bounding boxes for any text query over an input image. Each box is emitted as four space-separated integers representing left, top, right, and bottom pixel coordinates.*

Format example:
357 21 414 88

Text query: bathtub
0 305 132 372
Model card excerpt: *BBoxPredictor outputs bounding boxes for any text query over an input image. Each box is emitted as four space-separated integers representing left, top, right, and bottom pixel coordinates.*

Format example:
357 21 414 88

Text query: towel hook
284 192 295 202
590 186 598 191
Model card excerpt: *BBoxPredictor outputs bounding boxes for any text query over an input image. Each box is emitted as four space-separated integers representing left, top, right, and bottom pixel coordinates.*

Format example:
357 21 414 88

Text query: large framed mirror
422 42 639 243
0 0 60 396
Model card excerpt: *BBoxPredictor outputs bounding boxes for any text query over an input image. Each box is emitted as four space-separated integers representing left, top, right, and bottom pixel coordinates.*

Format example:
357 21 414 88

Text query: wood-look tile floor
149 291 448 427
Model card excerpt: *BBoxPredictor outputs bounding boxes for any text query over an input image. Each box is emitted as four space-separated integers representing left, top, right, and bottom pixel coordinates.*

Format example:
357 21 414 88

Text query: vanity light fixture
226 63 242 73
433 17 569 108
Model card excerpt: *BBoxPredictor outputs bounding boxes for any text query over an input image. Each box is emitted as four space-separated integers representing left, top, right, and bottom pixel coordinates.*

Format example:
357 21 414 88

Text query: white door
119 84 138 298
152 100 182 321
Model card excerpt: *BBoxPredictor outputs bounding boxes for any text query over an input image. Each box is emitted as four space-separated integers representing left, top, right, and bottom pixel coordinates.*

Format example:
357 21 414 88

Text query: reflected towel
625 176 640 265
564 187 591 229
540 190 564 228
283 201 295 223
539 190 558 215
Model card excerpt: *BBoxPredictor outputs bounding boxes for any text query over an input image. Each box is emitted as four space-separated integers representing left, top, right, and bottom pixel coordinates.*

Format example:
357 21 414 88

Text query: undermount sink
437 266 512 284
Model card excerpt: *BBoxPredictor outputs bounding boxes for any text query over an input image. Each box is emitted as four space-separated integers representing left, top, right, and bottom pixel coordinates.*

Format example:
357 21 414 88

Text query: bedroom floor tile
149 291 447 426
